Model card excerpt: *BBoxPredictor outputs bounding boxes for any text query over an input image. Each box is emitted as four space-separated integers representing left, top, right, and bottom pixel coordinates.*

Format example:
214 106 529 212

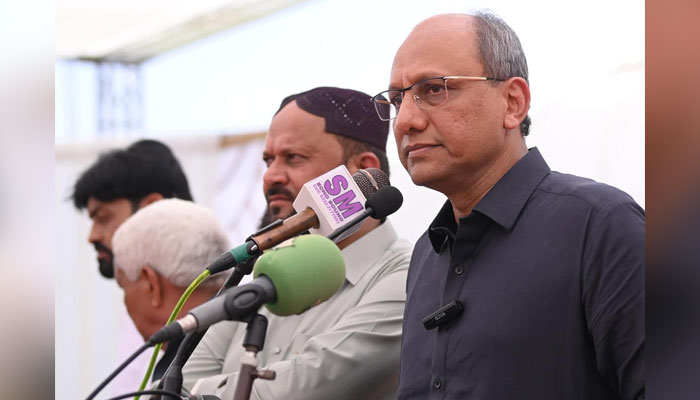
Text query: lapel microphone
422 301 464 330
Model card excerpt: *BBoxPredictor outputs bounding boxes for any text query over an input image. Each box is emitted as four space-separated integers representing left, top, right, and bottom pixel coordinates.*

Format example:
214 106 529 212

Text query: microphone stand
158 217 287 398
158 256 258 398
233 314 276 400
158 207 366 398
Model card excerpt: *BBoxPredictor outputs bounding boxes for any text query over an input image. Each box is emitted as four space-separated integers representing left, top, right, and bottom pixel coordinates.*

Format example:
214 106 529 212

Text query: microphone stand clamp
233 314 276 400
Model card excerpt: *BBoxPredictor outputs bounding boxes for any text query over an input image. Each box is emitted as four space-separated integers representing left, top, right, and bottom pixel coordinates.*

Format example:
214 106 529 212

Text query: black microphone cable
85 342 153 400
157 256 258 396
104 389 183 400
87 265 224 400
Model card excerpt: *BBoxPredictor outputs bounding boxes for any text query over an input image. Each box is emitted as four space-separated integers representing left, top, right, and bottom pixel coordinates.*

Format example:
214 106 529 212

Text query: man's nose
393 94 429 136
263 159 289 191
88 223 102 244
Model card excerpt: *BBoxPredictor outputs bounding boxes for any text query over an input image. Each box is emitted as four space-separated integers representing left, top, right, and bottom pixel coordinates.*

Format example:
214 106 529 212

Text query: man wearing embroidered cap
258 87 391 233
183 87 412 400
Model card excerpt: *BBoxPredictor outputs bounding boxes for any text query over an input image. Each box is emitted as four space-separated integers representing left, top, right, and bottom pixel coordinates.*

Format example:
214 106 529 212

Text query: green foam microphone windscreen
253 234 346 316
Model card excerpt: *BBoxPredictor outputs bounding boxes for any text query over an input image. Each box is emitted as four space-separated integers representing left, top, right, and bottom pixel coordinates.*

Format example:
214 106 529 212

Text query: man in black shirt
371 10 644 399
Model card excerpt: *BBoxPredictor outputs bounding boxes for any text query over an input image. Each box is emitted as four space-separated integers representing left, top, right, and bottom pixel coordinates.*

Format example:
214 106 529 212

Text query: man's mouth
94 243 113 259
405 143 438 158
267 194 292 202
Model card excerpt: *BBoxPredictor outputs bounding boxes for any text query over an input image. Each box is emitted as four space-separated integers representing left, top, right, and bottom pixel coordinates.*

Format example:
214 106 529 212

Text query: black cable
85 342 153 400
159 256 258 394
87 248 258 400
104 389 182 400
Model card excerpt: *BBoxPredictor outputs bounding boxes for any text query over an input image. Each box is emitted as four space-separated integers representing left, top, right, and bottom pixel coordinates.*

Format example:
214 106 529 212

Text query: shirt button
454 265 464 275
433 378 442 390
273 346 281 354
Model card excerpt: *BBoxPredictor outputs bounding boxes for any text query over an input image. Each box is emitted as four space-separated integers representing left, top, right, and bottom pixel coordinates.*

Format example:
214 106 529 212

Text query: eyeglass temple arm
443 75 506 82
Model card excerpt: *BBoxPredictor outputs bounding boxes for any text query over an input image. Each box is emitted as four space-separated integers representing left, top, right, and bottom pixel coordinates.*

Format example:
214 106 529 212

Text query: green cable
134 269 211 400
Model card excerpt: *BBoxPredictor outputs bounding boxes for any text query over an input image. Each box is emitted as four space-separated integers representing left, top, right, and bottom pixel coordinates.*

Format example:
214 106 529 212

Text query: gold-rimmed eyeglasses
371 76 505 121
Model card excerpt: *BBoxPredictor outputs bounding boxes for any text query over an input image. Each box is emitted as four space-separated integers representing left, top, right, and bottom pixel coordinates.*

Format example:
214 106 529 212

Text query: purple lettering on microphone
317 173 365 223
333 190 362 218
315 182 330 202
324 175 349 196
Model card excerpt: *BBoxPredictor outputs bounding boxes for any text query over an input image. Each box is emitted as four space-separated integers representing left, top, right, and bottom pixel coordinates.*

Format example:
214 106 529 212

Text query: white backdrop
55 1 644 398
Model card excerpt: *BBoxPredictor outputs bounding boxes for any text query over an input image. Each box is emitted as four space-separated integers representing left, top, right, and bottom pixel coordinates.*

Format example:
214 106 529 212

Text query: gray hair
113 198 229 287
471 10 532 136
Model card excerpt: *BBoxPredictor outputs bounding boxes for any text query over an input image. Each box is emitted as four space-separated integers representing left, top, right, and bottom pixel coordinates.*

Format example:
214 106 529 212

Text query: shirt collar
428 147 550 252
342 220 398 285
428 201 458 252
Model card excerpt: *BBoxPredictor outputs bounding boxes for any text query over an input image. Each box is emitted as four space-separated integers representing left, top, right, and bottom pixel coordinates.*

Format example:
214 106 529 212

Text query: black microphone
365 185 403 218
327 185 403 242
423 301 464 330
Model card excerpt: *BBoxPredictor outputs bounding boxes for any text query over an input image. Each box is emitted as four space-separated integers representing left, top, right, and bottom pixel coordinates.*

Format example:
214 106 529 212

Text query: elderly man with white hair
112 198 229 381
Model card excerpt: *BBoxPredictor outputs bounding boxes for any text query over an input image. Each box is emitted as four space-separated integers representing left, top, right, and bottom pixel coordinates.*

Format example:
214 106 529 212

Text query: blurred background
51 0 644 398
0 0 54 398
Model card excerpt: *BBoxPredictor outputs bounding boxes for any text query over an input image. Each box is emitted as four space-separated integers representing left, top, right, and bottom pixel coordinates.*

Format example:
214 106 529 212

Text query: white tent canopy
56 0 308 62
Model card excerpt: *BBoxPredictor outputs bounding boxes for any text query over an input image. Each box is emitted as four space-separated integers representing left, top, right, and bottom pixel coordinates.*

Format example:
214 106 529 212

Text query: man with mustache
373 11 644 399
182 87 412 400
71 139 193 279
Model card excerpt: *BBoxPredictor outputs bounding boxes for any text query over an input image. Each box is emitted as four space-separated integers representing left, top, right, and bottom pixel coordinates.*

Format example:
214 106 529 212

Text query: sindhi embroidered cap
276 86 390 150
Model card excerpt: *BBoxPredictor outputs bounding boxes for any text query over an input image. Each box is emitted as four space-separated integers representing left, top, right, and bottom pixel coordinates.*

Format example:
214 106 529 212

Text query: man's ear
502 77 530 132
138 192 164 209
346 152 381 174
140 265 163 308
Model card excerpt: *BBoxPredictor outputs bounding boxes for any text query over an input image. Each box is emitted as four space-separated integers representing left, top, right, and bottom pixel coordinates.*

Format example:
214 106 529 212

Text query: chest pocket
264 332 312 365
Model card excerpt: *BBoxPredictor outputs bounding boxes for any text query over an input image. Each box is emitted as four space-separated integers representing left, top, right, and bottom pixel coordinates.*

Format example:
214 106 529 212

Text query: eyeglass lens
374 78 449 121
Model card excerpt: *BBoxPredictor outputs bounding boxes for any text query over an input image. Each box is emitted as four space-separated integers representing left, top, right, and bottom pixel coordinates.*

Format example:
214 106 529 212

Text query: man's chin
407 165 447 190
97 258 114 279
258 206 297 230
271 205 295 220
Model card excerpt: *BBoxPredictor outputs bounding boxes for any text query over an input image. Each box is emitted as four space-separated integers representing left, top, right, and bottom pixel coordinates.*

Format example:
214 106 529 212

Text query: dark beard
257 206 297 230
98 257 114 279
259 184 297 230
258 207 276 230
94 242 115 279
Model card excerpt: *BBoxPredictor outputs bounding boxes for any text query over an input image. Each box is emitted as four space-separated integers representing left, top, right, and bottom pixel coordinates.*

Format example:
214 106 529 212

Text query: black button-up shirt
398 148 644 399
